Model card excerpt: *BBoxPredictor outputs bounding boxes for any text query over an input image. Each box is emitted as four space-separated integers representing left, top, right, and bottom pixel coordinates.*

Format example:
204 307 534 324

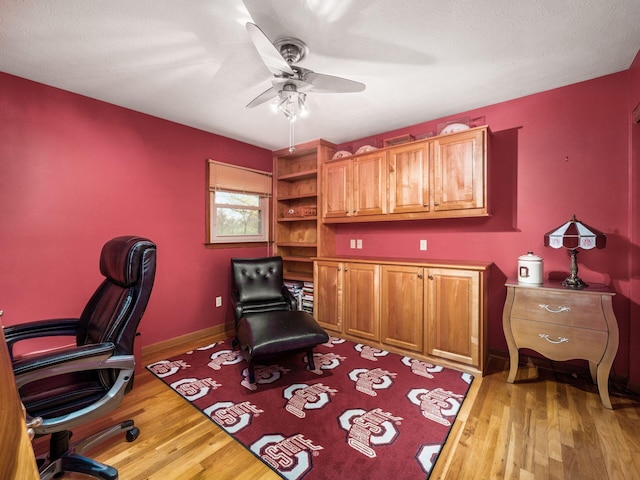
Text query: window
207 160 272 245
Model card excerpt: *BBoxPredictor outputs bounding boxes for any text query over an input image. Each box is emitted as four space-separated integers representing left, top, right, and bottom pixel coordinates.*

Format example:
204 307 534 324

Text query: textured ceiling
1 0 639 150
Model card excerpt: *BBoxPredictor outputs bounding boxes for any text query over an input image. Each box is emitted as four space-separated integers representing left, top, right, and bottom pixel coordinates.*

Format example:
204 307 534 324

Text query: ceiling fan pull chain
289 118 296 153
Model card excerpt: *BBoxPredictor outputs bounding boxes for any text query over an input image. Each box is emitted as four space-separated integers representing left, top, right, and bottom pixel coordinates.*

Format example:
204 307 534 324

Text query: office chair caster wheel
126 427 140 442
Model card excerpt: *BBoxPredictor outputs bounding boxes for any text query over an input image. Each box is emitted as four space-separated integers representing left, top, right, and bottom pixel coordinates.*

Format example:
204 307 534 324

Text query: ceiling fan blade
304 72 366 93
246 86 278 108
246 22 294 77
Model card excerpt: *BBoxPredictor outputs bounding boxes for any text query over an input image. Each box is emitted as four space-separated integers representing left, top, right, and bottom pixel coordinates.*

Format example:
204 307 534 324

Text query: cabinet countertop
314 256 492 270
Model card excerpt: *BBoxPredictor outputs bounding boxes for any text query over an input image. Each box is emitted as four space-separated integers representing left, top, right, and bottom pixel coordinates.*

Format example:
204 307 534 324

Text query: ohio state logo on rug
241 364 290 390
354 343 389 361
147 359 190 378
338 408 403 458
250 433 323 480
207 349 243 370
171 377 221 401
323 336 345 348
308 351 346 371
349 367 397 396
416 443 441 475
283 383 337 418
186 341 223 353
203 400 263 433
401 356 444 379
406 387 463 426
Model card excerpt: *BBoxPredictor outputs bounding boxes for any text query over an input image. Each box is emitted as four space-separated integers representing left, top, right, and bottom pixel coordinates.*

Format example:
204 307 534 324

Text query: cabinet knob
428 275 434 280
417 274 423 279
423 204 428 207
434 202 440 206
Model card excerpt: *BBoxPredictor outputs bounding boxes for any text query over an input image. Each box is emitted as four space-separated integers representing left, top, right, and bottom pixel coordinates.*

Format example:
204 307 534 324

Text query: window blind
208 160 272 196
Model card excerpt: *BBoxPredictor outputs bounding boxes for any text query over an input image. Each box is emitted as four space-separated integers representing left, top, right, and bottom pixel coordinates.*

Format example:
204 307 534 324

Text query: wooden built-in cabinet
314 257 490 376
322 150 386 219
273 140 335 282
322 125 488 223
314 260 380 341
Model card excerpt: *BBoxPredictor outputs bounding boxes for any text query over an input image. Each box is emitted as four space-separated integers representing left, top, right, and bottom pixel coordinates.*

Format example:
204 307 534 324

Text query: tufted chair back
230 256 296 323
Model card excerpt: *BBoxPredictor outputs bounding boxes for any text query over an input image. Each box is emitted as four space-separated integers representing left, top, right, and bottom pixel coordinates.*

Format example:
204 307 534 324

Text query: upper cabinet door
433 128 486 212
322 158 351 218
353 152 386 216
388 141 430 214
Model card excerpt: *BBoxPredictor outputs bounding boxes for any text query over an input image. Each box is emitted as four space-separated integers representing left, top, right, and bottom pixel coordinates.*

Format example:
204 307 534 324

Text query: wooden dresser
1 313 39 478
502 279 619 408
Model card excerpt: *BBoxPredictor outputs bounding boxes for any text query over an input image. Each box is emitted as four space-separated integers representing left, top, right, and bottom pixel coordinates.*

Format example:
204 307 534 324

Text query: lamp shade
543 215 606 250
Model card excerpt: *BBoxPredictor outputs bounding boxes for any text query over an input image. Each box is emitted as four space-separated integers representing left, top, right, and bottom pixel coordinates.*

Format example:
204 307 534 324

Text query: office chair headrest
100 236 155 287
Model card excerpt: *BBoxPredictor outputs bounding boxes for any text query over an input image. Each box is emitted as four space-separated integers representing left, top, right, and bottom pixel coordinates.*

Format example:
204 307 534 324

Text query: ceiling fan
245 22 366 112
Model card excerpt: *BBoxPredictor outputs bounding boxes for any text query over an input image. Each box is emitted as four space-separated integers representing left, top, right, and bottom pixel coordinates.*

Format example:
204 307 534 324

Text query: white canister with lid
518 252 544 285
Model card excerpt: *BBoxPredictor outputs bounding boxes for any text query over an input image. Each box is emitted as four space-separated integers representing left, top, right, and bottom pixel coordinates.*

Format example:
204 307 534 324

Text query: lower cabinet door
380 264 424 352
425 268 481 368
343 263 380 341
314 260 343 334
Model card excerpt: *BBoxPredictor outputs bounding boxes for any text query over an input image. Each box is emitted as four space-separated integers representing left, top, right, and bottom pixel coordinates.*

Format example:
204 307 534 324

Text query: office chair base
38 420 139 480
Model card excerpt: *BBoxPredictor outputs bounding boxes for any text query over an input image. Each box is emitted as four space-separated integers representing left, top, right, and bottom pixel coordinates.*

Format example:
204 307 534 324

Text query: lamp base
562 275 588 289
562 248 588 289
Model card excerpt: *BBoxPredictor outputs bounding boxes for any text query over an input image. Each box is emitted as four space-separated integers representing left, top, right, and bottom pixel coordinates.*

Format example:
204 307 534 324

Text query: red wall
1 63 637 384
333 72 635 379
0 72 272 351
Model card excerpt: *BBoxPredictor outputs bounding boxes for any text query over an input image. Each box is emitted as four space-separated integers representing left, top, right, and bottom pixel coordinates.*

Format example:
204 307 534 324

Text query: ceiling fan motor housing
275 37 308 64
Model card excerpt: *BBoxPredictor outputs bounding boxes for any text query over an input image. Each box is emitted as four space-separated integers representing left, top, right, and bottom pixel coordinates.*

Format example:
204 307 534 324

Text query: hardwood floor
40 332 640 480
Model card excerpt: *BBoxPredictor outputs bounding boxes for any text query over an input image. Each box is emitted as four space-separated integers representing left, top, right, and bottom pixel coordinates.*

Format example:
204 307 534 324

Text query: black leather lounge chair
230 256 328 384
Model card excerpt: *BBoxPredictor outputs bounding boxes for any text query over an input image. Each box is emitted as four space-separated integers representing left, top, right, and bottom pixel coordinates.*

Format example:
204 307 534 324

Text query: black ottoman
237 310 329 384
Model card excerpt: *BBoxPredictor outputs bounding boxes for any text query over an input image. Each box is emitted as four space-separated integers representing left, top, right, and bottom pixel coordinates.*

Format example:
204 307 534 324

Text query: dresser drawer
511 318 608 364
510 288 607 330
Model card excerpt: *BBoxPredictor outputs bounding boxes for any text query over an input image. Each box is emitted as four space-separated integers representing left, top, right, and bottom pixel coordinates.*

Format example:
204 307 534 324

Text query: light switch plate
420 239 427 251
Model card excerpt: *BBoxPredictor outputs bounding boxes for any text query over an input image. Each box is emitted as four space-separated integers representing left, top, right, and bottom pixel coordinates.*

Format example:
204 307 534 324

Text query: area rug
147 336 473 479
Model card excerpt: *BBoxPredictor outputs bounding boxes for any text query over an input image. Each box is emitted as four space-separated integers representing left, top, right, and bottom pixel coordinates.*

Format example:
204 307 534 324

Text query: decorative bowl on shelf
332 150 352 159
440 123 470 135
355 145 378 154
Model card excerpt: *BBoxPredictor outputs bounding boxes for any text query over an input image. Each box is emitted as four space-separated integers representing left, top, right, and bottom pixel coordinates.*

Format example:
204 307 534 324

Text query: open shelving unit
273 139 335 283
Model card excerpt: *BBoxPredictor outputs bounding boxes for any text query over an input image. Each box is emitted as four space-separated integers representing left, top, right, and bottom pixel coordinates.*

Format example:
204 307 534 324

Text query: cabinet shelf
277 169 318 181
281 256 314 263
277 242 317 248
277 216 318 222
277 192 317 201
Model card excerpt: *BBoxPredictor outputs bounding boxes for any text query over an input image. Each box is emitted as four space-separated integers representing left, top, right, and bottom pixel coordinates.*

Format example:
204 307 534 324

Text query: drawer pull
538 304 570 314
539 333 569 344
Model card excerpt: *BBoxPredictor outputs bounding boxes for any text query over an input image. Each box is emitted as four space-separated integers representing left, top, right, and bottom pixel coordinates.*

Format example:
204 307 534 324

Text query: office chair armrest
14 345 136 435
4 318 81 357
281 285 297 310
13 342 118 386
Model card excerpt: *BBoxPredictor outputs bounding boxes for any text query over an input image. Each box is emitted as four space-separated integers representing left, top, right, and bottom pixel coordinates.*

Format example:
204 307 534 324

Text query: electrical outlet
420 239 427 251
350 239 356 249
215 296 222 307
356 239 363 249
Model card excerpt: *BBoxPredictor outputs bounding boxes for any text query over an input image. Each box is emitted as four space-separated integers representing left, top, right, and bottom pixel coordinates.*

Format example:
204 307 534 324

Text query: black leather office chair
5 236 156 480
230 256 328 384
